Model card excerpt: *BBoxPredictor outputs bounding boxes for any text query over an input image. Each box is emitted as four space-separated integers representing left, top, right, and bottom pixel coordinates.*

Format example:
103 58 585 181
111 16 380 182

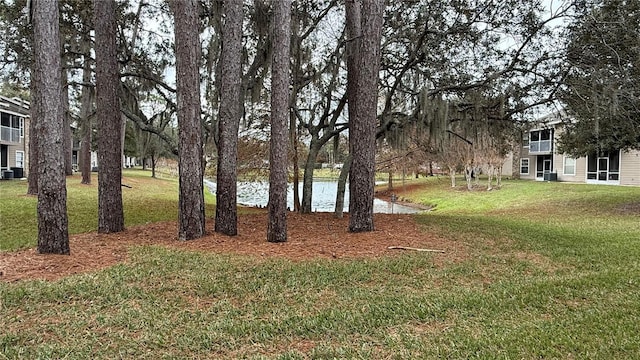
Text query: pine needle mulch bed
0 211 467 282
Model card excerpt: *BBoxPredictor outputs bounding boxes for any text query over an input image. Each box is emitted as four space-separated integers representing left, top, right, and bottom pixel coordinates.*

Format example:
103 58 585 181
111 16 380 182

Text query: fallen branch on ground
387 246 445 253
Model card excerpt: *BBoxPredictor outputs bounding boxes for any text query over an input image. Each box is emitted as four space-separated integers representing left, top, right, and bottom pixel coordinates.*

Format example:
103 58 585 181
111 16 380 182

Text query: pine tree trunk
268 0 291 243
347 0 383 233
215 0 243 236
79 50 92 185
173 0 206 241
94 0 124 233
33 0 69 254
62 70 73 176
79 127 91 184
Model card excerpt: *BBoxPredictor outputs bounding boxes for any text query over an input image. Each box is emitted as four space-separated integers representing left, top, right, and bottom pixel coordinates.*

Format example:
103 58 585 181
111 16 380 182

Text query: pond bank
203 179 426 214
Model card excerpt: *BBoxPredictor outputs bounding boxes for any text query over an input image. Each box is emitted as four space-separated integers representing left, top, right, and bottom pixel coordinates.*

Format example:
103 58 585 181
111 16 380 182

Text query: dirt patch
616 201 640 215
0 211 467 282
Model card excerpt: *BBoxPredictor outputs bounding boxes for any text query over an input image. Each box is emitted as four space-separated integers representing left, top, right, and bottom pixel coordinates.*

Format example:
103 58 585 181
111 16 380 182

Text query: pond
203 179 423 214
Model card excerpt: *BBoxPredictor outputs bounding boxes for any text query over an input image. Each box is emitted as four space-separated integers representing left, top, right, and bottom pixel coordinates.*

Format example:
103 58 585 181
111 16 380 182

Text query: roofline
0 95 30 109
0 95 30 117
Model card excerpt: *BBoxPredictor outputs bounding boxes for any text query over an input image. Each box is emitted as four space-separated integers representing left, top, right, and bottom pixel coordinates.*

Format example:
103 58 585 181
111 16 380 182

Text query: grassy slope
0 169 217 251
2 176 640 358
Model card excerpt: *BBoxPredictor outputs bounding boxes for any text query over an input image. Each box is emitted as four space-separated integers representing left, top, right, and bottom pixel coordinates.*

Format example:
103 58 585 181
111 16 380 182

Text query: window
530 131 540 142
11 115 20 128
0 112 9 127
15 150 24 168
520 158 529 175
563 157 576 176
529 129 553 153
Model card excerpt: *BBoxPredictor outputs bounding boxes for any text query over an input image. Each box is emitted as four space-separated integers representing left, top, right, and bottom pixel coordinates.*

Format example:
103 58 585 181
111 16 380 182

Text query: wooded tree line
3 0 636 254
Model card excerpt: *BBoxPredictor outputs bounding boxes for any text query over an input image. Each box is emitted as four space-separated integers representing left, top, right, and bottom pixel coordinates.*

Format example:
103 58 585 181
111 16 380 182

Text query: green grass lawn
2 175 640 358
0 168 217 251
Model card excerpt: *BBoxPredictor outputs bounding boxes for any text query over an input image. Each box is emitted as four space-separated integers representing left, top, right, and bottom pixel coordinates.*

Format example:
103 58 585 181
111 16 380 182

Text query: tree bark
62 69 73 176
268 0 291 243
94 0 124 233
334 154 351 218
215 0 243 236
79 51 93 185
173 0 206 241
487 165 494 191
32 0 70 254
347 0 383 233
151 155 157 178
301 143 320 213
290 108 300 212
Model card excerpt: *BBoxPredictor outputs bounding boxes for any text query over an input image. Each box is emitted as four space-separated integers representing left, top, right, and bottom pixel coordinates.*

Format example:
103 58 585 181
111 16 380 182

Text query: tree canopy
558 0 640 157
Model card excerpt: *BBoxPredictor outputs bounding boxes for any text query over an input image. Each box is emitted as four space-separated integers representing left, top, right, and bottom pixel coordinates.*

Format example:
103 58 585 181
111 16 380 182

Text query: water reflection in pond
203 179 422 214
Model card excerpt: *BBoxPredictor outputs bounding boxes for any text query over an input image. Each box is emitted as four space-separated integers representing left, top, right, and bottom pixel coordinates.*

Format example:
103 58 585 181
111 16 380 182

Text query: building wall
4 145 27 178
620 150 640 186
516 111 640 186
556 154 586 183
518 148 640 186
24 115 30 178
0 96 30 177
518 147 536 180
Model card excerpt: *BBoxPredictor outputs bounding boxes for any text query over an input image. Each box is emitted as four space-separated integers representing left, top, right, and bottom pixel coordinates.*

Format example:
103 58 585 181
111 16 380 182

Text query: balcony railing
529 139 552 153
1 126 22 143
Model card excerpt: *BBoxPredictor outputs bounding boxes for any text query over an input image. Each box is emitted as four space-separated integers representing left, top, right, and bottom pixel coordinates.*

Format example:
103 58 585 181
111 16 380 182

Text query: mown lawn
0 168 217 251
2 176 640 358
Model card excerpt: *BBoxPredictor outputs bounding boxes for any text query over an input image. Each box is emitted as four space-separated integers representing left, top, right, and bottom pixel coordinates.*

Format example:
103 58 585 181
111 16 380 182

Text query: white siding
620 150 640 186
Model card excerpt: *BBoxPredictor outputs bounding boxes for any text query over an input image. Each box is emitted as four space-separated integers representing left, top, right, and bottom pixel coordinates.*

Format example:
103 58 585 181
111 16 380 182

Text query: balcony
529 139 552 153
1 126 22 143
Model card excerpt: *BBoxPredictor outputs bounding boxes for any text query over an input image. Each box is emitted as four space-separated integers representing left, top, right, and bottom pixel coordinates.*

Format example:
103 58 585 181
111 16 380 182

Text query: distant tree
78 24 94 185
347 0 384 233
558 0 640 156
3 0 42 195
288 0 345 214
117 0 178 168
215 0 243 236
172 0 205 241
413 91 516 190
32 0 69 254
78 53 93 185
58 0 93 177
268 0 291 243
94 0 124 233
61 70 72 176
